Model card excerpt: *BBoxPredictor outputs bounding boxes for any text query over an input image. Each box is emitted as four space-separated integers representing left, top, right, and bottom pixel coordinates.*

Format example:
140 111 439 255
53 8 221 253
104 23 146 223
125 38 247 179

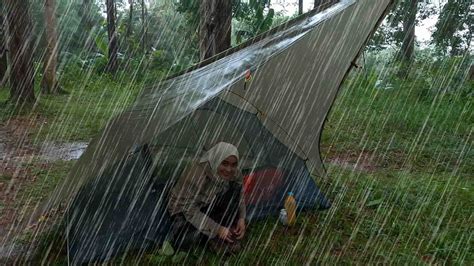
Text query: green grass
135 167 473 264
1 59 473 264
322 67 473 176
0 68 145 142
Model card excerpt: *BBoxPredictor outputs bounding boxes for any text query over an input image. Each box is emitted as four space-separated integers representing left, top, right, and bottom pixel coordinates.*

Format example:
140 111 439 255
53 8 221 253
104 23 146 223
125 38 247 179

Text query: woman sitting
167 142 246 254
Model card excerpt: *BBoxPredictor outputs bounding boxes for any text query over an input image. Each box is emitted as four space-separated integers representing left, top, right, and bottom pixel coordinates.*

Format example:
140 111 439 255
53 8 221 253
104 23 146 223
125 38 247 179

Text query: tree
126 0 134 39
4 0 36 104
314 0 339 11
299 0 303 15
78 0 97 52
0 6 8 87
396 0 418 78
106 0 119 73
432 0 473 56
232 0 274 43
368 1 434 52
41 0 60 94
176 0 274 55
314 0 323 10
140 0 147 52
199 0 232 60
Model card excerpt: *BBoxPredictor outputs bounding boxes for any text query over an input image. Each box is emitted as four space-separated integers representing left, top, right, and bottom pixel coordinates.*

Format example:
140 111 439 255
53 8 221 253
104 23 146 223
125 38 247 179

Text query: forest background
0 0 472 264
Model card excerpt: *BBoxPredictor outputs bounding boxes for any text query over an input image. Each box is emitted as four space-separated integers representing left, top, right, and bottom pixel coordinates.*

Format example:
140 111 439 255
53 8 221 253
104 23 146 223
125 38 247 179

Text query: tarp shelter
44 0 394 263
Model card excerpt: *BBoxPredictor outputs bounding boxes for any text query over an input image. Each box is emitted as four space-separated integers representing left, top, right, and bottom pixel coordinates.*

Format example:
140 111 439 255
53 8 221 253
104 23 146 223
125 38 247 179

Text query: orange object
284 192 297 226
243 168 283 205
245 69 252 82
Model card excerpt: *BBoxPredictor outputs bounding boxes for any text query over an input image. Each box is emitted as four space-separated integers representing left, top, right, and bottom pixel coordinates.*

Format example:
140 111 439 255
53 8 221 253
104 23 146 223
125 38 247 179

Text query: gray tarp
45 0 393 216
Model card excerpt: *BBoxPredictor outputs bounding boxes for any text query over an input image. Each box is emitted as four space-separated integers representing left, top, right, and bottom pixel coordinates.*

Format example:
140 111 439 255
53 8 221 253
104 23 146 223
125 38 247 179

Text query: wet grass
1 61 473 264
322 67 473 176
0 70 143 142
130 166 472 264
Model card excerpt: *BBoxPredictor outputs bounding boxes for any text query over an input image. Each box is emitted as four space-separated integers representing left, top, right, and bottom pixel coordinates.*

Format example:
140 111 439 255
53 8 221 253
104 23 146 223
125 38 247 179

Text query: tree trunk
127 0 134 39
0 10 8 87
468 64 474 81
141 0 147 53
106 0 118 73
314 0 323 11
41 0 59 94
4 0 36 104
79 0 95 52
313 0 338 12
199 0 232 61
397 0 417 78
299 0 304 15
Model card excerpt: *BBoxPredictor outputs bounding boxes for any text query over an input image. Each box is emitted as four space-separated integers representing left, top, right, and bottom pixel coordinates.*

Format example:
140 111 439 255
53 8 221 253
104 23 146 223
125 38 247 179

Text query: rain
0 0 472 264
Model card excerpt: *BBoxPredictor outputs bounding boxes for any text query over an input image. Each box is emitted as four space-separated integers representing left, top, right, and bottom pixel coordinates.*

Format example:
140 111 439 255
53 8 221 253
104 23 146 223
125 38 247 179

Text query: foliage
233 0 275 43
175 0 275 45
432 0 473 56
368 0 435 51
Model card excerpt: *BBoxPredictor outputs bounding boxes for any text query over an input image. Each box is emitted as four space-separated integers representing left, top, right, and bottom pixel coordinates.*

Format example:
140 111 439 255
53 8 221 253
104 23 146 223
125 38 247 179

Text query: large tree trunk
468 64 474 81
106 0 118 73
314 0 322 10
199 0 232 61
78 0 95 52
41 0 59 94
4 0 36 104
0 10 8 87
299 0 304 15
397 0 417 78
140 0 147 53
314 0 339 11
126 0 134 39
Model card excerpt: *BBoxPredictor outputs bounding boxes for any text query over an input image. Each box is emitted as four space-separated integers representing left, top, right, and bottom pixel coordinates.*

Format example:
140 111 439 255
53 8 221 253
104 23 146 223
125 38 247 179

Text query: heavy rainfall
0 0 472 264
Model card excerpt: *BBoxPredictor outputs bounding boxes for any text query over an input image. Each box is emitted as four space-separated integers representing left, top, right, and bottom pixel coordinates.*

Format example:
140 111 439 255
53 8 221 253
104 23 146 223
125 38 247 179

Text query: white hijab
199 142 240 179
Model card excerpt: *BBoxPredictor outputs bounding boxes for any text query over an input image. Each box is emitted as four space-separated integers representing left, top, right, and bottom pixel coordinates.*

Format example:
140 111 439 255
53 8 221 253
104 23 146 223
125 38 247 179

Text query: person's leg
169 214 206 251
207 182 241 228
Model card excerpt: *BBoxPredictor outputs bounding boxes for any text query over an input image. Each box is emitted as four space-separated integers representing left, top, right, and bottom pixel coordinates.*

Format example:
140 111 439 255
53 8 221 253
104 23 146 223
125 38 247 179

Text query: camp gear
284 192 297 226
279 209 288 225
41 0 394 263
243 167 284 205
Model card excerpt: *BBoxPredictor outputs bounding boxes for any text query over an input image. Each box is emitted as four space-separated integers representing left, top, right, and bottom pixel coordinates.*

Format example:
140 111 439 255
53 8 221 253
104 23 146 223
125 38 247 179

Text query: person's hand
233 218 246 240
218 226 234 243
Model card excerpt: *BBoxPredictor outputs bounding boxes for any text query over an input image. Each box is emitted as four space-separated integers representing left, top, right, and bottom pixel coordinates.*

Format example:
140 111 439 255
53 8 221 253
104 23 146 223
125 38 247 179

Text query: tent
45 0 394 263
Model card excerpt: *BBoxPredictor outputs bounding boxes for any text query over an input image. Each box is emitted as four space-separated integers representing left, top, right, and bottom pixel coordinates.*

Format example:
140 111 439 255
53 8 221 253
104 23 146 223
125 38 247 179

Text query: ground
0 64 472 264
0 117 84 262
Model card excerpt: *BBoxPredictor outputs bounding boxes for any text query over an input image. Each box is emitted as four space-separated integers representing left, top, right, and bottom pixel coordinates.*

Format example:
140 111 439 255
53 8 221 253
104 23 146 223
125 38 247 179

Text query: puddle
38 142 88 162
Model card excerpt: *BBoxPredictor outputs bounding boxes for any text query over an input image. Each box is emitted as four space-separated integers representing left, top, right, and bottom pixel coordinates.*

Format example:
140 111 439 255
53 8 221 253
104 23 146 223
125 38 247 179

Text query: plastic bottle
284 192 297 226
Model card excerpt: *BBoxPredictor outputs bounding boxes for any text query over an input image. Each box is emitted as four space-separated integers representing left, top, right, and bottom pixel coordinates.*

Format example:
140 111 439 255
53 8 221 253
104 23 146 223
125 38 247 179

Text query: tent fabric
41 0 395 263
47 0 393 207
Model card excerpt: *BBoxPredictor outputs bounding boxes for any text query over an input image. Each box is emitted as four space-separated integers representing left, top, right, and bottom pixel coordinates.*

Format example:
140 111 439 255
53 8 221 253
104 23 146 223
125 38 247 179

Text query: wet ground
0 118 382 263
0 119 87 263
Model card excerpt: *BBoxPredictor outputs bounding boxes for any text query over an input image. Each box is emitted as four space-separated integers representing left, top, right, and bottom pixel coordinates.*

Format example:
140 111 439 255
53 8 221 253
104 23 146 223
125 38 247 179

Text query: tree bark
41 0 59 94
4 0 36 104
106 0 118 73
140 0 147 53
299 0 304 15
127 0 134 39
199 0 232 61
397 0 417 78
0 10 8 87
468 64 474 81
78 0 95 52
313 0 338 12
313 0 323 10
